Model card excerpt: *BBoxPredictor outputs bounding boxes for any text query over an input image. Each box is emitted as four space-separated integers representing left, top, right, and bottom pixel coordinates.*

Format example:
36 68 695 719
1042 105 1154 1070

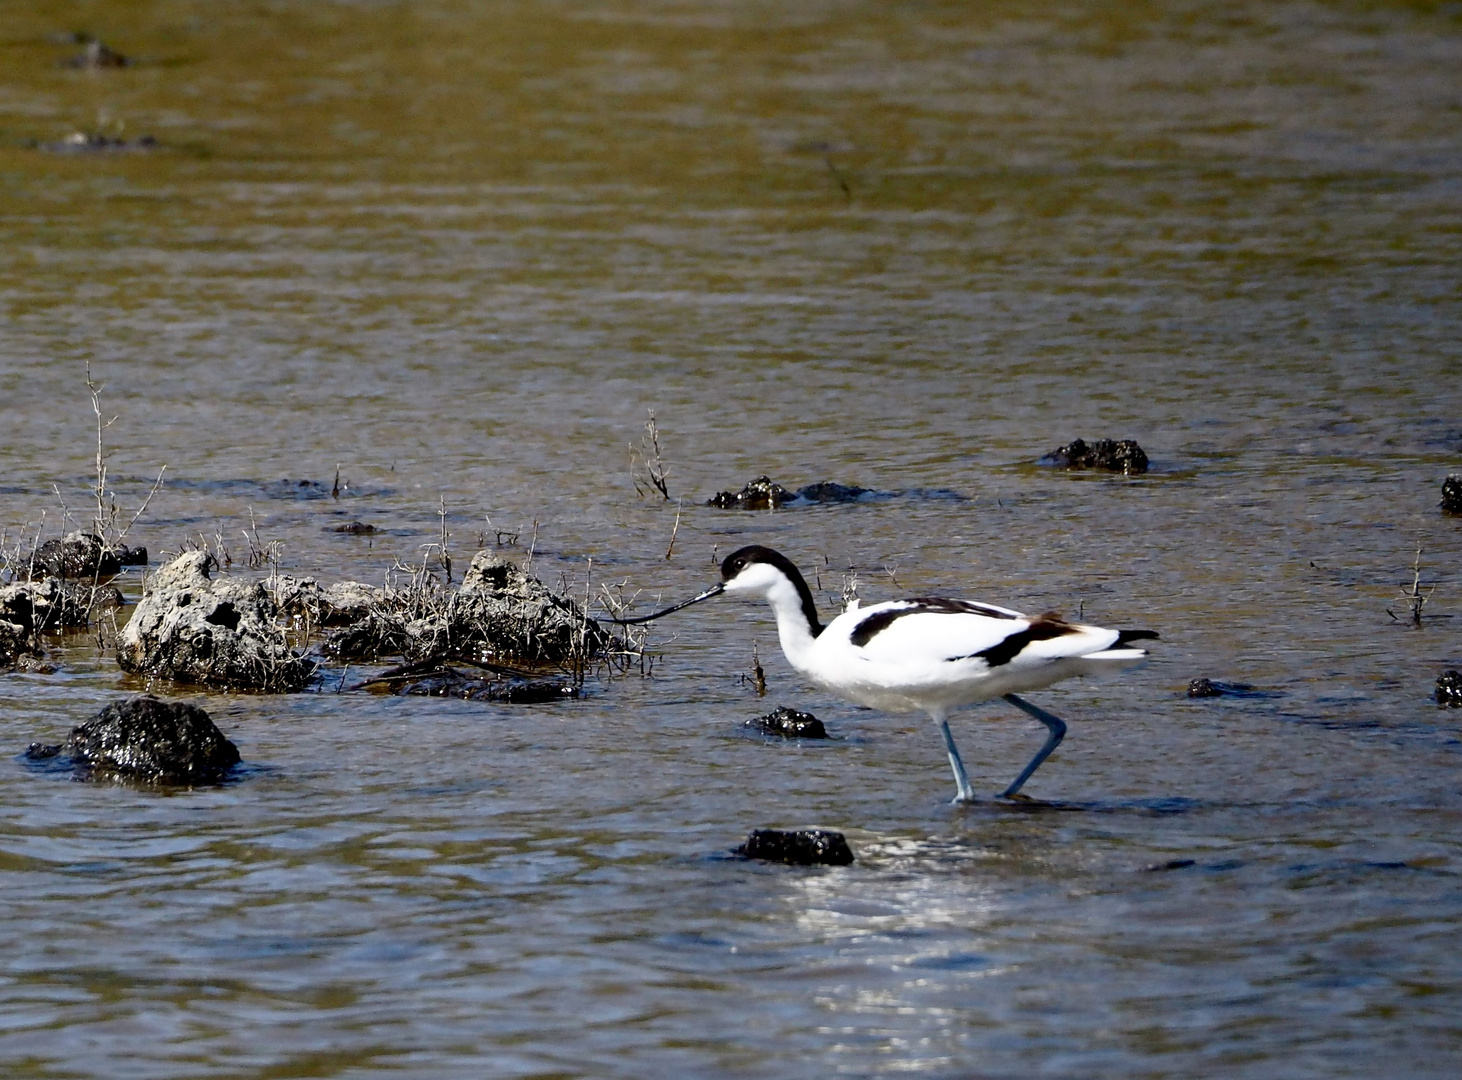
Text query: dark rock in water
1437 670 1462 708
793 481 872 504
29 531 121 579
708 476 792 510
736 828 854 866
27 696 239 784
332 521 377 534
1141 858 1197 873
1187 678 1224 698
1042 438 1149 475
116 551 316 692
356 658 577 703
1186 678 1256 698
62 39 129 68
1442 476 1462 515
117 545 148 566
749 705 828 739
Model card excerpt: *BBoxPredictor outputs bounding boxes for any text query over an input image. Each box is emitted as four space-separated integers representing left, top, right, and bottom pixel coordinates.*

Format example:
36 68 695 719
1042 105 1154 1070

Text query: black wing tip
1118 629 1160 645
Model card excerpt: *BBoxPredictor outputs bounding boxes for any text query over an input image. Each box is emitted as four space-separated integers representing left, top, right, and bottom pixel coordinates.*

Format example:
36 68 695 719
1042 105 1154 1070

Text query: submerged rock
331 521 378 534
793 481 872 504
748 705 828 739
355 658 577 703
735 828 854 866
1437 670 1462 708
116 551 316 692
708 476 792 510
1442 476 1462 515
26 696 239 784
1042 438 1149 475
1186 678 1256 698
29 531 121 579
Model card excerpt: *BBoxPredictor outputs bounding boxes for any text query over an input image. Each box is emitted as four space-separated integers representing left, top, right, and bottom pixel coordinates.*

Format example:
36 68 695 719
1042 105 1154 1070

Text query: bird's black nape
720 545 824 637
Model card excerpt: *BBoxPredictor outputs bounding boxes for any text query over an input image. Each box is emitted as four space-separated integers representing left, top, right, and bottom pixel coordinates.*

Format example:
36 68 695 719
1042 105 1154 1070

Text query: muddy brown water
3 1 1462 1076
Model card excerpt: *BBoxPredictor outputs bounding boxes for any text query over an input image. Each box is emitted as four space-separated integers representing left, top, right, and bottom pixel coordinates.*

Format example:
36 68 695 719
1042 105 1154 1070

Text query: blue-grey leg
999 694 1067 798
931 708 976 804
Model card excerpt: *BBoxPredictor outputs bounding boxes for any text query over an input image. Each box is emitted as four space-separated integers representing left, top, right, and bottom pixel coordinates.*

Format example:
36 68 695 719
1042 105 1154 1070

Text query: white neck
763 573 820 670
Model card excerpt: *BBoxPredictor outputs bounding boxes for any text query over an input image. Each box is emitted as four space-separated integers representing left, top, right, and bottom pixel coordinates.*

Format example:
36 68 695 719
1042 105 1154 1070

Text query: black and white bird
623 545 1157 803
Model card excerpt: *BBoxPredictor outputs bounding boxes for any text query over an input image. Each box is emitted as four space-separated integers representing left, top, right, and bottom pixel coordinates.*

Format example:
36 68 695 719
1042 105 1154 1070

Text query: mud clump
709 475 792 510
355 658 577 703
320 551 608 668
1437 670 1462 708
116 551 316 692
332 521 378 534
25 696 239 784
748 705 828 739
1442 476 1462 515
1042 438 1149 475
735 828 854 866
451 552 610 665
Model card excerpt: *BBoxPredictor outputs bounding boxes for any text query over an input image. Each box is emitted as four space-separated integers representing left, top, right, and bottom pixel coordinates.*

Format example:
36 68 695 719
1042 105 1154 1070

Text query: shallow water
3 1 1462 1076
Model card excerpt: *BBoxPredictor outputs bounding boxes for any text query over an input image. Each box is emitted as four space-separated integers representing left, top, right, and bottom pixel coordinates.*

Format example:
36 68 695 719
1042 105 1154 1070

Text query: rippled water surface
3 1 1462 1076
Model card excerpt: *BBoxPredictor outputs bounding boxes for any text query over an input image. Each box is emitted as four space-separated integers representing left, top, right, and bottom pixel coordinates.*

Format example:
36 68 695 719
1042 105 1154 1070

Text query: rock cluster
321 551 608 668
116 551 316 692
1042 438 1149 475
708 476 881 510
26 696 239 784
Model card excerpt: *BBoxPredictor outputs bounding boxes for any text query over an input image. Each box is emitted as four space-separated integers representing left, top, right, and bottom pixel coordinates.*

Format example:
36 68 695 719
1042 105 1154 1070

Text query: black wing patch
953 616 1079 668
849 597 1021 647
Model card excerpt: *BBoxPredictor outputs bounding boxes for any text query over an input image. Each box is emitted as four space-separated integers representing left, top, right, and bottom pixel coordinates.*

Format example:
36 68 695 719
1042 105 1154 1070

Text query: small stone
748 705 828 739
1042 438 1149 475
1441 476 1462 515
117 545 148 566
331 521 377 534
708 476 792 510
735 828 854 866
1437 670 1462 708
